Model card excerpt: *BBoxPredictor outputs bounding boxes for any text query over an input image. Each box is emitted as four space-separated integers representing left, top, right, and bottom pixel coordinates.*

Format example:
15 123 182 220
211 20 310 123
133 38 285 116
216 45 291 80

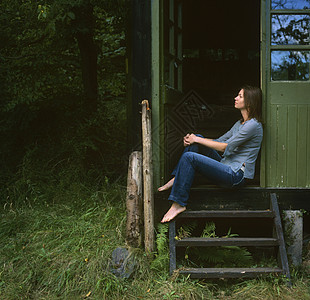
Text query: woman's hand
184 133 227 152
184 133 197 146
183 133 191 147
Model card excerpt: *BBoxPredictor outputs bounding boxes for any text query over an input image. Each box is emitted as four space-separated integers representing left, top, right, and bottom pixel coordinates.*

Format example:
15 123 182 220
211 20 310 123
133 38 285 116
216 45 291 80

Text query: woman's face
234 89 246 110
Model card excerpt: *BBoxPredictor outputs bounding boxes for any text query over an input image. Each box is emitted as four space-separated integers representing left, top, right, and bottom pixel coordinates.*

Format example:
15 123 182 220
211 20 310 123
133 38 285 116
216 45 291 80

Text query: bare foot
161 202 186 223
158 177 175 192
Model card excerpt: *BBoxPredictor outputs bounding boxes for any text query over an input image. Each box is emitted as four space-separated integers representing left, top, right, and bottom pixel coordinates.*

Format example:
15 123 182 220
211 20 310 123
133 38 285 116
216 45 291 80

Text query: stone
110 247 137 279
283 210 303 266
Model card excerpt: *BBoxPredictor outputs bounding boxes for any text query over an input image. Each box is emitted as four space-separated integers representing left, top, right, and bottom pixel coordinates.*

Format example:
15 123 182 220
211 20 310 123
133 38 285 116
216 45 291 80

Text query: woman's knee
184 144 199 153
181 151 197 162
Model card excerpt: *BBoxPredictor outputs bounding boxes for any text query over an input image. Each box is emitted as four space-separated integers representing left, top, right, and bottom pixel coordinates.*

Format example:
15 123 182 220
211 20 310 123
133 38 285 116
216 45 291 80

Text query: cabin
127 0 310 278
127 0 310 210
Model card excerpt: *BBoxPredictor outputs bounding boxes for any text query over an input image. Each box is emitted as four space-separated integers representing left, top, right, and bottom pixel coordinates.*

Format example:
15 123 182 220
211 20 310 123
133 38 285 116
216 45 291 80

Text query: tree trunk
73 1 98 111
126 151 143 248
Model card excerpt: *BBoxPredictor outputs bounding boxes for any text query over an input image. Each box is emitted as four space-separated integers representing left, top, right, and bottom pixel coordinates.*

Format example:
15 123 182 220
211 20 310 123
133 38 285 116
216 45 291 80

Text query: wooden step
180 210 274 218
168 194 291 286
179 267 283 278
175 237 279 247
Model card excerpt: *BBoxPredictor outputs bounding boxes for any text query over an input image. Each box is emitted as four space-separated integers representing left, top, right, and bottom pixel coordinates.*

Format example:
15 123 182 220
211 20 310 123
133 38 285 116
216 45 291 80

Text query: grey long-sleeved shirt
216 118 263 179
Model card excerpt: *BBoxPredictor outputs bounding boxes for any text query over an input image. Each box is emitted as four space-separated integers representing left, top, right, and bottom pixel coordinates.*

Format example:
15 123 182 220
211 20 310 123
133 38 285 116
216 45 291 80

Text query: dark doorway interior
181 0 261 184
182 0 260 134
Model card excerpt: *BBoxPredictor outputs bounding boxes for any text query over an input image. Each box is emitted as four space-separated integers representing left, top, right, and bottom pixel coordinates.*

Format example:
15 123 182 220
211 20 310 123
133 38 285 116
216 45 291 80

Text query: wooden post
125 151 143 248
141 100 155 254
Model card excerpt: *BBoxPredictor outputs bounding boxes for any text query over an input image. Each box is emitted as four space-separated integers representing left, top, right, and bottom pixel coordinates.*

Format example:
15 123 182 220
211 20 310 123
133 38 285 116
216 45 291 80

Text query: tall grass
1 180 128 299
1 181 310 299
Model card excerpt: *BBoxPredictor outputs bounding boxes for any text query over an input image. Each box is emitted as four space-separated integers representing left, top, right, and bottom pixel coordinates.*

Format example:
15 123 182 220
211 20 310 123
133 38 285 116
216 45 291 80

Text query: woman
159 85 263 223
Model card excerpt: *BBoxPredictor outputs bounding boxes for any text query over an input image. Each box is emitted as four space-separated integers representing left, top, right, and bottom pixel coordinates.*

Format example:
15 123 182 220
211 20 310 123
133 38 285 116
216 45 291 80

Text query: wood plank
287 105 298 186
179 267 283 278
169 221 177 275
151 0 162 189
155 187 310 217
264 105 272 186
297 105 308 186
260 0 267 188
269 82 310 105
268 105 278 186
168 0 175 87
277 105 287 186
308 106 310 186
270 194 291 284
177 1 182 91
180 210 274 218
175 237 279 247
142 100 155 254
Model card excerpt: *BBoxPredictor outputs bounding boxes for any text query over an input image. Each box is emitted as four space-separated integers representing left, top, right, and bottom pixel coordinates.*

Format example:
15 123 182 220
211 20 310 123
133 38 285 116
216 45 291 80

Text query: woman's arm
222 120 262 156
184 134 227 153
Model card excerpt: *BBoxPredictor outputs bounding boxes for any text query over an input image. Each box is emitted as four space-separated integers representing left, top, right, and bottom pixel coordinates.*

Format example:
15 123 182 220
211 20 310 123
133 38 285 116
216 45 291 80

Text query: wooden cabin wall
264 83 310 187
265 102 310 187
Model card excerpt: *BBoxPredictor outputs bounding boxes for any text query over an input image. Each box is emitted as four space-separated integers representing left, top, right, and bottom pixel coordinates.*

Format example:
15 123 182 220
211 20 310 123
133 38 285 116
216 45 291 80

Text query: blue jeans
168 136 245 207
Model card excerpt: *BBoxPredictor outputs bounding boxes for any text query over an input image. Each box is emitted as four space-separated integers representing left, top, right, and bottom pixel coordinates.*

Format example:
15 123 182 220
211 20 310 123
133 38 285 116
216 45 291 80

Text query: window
270 0 310 81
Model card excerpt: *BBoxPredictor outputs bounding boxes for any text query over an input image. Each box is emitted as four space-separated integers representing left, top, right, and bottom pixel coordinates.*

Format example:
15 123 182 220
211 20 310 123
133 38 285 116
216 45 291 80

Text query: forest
0 0 128 205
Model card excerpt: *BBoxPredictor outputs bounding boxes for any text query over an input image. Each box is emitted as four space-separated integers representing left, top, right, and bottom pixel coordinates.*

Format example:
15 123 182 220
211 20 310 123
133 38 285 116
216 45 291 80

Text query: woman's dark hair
241 85 262 123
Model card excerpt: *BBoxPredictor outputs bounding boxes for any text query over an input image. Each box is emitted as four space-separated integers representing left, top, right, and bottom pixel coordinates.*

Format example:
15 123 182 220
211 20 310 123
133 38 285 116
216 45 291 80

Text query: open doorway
182 0 261 135
164 0 261 184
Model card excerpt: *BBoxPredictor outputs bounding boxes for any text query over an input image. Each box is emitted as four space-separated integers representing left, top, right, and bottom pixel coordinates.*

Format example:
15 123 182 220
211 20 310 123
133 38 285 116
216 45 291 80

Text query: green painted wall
262 1 310 187
263 84 310 187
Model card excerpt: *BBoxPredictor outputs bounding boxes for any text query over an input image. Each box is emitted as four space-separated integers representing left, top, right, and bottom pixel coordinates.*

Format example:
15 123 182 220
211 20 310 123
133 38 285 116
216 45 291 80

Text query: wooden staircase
169 193 291 283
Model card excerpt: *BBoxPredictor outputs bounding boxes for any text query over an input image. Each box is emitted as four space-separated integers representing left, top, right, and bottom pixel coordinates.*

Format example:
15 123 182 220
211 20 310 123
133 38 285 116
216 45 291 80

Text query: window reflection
271 51 310 81
272 0 310 10
272 15 310 45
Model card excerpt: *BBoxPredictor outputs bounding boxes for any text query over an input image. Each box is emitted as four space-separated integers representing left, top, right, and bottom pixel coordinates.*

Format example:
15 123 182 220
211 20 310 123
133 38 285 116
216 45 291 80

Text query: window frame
268 3 310 82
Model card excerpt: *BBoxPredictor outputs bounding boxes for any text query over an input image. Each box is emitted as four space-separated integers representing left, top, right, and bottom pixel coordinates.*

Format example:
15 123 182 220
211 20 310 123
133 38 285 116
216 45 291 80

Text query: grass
1 182 310 299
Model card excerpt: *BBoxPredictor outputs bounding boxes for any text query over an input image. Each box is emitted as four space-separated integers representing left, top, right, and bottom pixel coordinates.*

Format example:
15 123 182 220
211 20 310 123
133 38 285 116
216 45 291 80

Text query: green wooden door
151 0 183 186
262 0 310 187
164 0 184 181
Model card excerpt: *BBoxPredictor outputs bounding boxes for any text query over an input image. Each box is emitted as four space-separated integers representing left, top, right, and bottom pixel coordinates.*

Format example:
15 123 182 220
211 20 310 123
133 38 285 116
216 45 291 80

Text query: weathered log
141 100 155 254
125 151 143 248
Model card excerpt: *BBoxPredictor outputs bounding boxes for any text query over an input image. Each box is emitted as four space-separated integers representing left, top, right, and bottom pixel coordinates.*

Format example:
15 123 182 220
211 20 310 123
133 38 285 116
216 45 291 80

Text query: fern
151 221 254 271
176 222 197 240
184 221 253 267
201 222 216 238
151 223 169 272
191 246 253 267
156 223 169 254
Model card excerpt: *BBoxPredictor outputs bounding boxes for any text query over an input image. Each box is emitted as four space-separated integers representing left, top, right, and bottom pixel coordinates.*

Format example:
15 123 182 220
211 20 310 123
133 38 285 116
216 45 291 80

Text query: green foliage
155 224 169 254
189 246 253 268
151 223 169 272
151 220 254 276
175 222 197 240
178 222 254 268
0 0 128 202
0 182 127 299
201 221 216 238
0 0 127 105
